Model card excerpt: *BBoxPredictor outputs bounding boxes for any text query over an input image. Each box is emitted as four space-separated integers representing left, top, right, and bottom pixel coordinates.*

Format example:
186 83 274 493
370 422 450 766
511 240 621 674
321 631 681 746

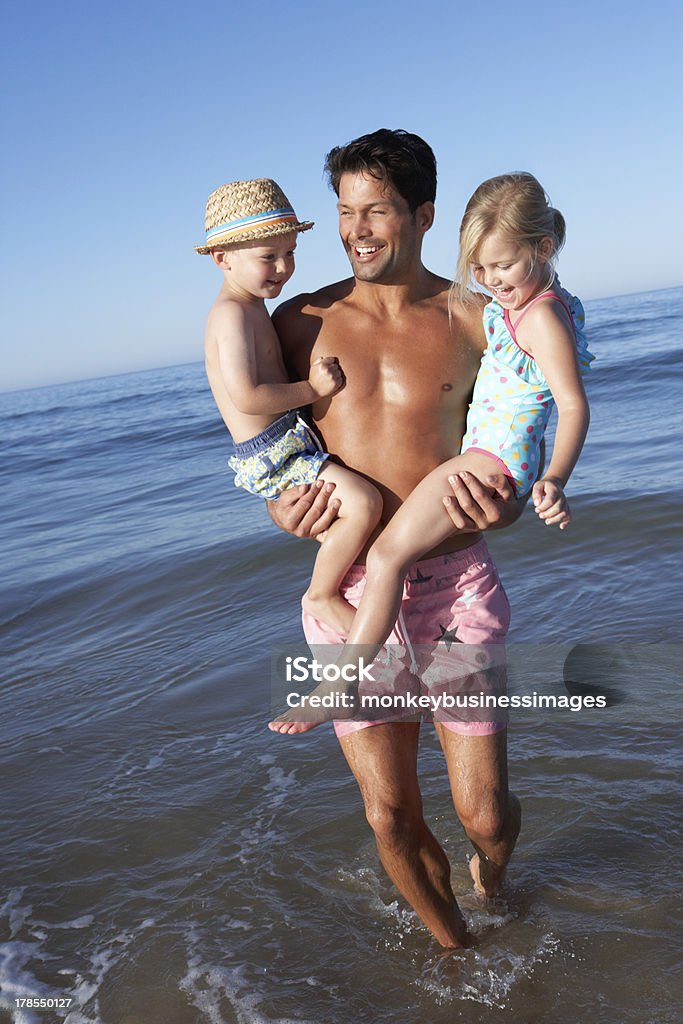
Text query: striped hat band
205 207 298 244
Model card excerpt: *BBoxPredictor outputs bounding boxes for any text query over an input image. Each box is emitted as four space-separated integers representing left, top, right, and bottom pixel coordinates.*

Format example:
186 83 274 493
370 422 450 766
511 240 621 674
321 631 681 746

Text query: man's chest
311 316 481 411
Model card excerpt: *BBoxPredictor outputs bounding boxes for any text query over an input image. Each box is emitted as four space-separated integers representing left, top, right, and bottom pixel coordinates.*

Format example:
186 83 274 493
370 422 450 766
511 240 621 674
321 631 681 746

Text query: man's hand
267 479 341 539
442 471 523 531
532 477 571 529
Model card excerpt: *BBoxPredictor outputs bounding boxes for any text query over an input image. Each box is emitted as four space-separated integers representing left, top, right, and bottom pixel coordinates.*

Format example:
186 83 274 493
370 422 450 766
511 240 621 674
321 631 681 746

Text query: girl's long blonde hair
454 172 566 303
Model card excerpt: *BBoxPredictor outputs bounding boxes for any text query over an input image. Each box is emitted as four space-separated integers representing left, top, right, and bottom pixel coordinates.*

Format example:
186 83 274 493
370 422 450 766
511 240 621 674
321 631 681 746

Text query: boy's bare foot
268 715 321 736
302 589 356 637
268 680 357 735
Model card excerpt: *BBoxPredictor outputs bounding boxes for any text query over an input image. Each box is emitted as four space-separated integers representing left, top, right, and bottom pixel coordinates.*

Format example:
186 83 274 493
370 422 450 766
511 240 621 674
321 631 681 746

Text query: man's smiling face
337 171 424 284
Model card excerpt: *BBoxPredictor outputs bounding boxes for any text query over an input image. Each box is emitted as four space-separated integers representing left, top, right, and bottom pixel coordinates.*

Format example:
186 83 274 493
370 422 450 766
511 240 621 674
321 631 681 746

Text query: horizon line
3 282 681 398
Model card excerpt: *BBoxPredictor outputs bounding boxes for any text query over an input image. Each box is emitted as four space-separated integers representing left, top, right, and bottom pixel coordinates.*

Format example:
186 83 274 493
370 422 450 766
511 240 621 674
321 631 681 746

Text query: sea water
1 287 682 1023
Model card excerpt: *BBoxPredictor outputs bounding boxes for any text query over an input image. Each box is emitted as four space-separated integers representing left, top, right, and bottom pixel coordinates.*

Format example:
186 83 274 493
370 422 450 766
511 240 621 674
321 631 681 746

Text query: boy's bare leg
436 725 521 898
340 721 469 948
269 464 381 735
300 462 382 636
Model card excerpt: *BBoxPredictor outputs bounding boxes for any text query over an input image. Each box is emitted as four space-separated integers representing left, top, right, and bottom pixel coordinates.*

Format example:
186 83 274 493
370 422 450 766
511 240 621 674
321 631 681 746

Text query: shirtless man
268 129 523 949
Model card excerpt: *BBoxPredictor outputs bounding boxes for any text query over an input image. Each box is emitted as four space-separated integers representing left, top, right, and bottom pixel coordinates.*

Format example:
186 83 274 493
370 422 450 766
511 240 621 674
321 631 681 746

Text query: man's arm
271 295 315 382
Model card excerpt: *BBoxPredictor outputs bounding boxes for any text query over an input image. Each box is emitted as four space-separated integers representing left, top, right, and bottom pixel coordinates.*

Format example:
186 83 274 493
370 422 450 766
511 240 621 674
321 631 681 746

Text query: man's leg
339 721 469 948
397 540 518 896
436 725 521 897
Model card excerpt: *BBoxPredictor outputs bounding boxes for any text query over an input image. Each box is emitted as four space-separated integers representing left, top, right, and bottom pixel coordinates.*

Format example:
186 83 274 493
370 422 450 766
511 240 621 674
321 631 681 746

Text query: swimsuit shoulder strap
511 291 575 337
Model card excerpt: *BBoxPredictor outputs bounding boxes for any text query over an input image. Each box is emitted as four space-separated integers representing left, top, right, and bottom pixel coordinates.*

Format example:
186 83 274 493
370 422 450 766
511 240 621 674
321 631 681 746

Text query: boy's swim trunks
302 538 511 738
229 411 329 499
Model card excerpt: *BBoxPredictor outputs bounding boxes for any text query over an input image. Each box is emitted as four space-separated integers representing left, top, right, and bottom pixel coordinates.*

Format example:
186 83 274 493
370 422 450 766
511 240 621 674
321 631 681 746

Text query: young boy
197 178 382 635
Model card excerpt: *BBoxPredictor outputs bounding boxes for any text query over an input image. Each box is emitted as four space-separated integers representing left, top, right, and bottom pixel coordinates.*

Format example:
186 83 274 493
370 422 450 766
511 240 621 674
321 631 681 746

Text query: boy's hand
309 356 344 398
533 477 571 529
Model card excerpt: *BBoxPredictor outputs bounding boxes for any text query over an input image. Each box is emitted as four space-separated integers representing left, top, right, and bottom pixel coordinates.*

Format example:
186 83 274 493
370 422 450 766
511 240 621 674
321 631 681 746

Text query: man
268 129 522 949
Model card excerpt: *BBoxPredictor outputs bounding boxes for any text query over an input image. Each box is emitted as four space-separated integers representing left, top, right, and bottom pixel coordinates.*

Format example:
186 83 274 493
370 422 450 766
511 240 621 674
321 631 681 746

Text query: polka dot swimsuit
461 287 594 495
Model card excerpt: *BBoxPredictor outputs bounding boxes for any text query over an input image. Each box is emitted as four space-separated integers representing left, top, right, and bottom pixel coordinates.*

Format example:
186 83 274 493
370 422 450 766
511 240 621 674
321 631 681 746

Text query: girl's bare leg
340 450 503 655
301 462 382 636
271 451 501 735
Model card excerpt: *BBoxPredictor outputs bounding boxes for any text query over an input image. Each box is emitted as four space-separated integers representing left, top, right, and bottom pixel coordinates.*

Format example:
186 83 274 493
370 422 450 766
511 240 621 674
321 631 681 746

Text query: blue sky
2 0 681 391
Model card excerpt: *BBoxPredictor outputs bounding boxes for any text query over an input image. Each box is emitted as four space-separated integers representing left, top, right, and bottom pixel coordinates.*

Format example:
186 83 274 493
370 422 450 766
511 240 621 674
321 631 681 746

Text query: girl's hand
532 477 572 530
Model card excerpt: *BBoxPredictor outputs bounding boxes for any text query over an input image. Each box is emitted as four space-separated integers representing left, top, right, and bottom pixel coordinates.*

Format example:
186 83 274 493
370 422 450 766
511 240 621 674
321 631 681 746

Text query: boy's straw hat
194 178 313 254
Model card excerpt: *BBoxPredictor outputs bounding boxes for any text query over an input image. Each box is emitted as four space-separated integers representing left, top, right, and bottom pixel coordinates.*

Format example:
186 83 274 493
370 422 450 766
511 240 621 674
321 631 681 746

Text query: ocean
1 287 682 1023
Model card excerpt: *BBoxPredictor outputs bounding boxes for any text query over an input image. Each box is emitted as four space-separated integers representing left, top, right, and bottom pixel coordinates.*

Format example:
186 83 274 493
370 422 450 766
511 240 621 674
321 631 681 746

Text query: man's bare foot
302 589 356 636
423 944 472 978
469 854 501 899
268 680 357 735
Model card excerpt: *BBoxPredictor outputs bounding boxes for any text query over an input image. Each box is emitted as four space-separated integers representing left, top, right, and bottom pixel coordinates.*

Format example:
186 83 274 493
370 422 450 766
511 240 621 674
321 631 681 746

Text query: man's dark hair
324 128 437 212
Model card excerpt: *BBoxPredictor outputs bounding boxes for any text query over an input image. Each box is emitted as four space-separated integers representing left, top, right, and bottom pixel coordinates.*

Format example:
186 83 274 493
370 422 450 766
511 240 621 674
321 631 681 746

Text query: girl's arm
516 301 590 528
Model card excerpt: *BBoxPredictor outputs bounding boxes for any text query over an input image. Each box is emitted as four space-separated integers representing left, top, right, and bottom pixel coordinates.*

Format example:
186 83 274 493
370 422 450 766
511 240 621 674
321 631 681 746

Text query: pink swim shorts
302 537 511 738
